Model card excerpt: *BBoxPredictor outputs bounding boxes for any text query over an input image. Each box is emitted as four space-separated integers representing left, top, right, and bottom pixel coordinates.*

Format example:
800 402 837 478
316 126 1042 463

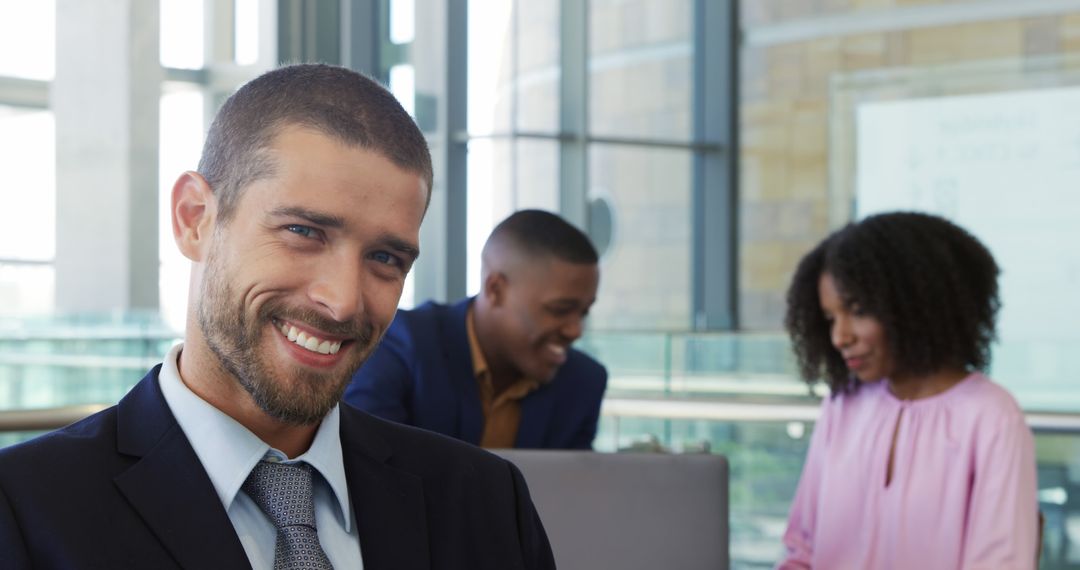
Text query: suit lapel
515 383 556 448
443 299 484 444
340 407 429 570
113 370 251 570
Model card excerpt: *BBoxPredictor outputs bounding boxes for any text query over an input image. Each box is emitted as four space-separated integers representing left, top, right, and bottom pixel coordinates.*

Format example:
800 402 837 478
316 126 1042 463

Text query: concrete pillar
53 0 161 313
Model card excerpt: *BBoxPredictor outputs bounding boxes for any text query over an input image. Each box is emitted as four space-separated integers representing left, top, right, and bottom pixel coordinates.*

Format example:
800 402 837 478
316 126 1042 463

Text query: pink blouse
778 373 1038 570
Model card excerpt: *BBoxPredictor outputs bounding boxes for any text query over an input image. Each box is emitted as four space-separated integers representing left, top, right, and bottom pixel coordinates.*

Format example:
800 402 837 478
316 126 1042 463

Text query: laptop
495 450 729 570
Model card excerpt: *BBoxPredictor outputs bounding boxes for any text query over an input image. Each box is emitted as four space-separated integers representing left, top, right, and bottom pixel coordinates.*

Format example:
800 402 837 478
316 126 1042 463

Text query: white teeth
278 321 345 355
549 345 566 355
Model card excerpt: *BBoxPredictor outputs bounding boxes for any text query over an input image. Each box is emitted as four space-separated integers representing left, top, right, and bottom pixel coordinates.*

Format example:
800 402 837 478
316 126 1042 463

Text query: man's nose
308 258 364 322
561 315 585 341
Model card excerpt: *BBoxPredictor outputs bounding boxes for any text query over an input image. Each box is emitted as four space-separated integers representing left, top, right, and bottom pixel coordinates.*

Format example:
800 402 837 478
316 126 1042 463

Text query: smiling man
344 210 607 450
0 64 554 570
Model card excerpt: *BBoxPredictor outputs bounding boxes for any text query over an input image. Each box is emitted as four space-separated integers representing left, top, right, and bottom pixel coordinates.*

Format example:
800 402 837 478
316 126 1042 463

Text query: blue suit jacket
0 367 554 570
344 299 608 449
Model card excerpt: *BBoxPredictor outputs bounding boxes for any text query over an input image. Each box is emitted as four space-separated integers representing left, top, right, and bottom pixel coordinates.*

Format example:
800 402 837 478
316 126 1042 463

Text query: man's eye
371 251 401 266
547 306 574 317
285 225 317 239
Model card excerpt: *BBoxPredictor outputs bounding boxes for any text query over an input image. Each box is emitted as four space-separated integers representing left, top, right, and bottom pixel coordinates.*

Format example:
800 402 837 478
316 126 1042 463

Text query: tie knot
242 460 317 530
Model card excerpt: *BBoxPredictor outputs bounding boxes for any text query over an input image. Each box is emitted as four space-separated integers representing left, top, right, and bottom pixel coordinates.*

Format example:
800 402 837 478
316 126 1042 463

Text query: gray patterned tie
242 461 335 570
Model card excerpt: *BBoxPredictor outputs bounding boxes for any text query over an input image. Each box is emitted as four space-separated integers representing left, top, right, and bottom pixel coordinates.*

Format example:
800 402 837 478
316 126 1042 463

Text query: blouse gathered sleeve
961 411 1039 570
776 397 833 570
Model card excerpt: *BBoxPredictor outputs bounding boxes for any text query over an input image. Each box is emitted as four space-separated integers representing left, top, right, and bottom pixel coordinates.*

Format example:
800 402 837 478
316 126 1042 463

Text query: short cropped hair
489 209 599 264
197 63 433 222
784 211 1001 394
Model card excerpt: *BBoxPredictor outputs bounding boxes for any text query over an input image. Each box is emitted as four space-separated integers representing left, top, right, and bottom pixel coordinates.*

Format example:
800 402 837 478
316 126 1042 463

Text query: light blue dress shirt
158 342 364 570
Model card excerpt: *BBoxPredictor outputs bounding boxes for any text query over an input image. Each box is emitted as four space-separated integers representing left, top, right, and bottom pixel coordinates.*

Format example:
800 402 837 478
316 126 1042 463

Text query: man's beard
197 255 375 425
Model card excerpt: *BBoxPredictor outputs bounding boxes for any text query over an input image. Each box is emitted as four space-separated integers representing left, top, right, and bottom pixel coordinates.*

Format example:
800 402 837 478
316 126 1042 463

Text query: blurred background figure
778 211 1037 569
344 209 607 449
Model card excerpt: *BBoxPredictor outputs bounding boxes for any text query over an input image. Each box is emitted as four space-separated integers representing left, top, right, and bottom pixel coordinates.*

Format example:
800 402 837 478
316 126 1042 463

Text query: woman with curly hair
777 212 1037 569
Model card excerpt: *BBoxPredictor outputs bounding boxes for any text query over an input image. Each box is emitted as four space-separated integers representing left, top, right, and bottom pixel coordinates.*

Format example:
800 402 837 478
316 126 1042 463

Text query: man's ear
483 272 508 307
171 171 217 262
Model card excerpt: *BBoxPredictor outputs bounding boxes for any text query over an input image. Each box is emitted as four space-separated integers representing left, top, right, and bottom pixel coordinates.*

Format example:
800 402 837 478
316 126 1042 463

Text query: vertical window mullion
559 0 588 229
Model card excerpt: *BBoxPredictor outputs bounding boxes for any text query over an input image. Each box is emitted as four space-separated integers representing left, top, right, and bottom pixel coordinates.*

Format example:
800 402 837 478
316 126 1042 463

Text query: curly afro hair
784 211 1001 395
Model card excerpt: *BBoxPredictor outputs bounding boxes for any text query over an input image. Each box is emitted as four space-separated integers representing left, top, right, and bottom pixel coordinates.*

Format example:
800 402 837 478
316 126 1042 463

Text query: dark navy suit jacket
344 299 608 449
0 367 554 570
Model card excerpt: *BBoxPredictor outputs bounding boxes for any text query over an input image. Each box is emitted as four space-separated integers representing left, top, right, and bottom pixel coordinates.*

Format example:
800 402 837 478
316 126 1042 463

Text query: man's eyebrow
377 234 421 261
268 206 345 229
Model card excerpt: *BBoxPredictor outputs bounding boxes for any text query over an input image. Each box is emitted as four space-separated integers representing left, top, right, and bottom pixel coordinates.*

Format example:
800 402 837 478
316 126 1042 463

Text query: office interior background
2 0 1080 567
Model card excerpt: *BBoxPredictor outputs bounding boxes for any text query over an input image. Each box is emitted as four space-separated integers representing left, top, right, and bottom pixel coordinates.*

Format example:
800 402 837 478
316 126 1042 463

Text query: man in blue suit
0 64 553 569
344 210 607 449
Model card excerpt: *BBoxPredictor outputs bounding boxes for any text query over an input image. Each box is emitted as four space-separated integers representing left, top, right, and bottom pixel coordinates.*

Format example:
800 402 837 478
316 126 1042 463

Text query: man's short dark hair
784 211 1001 394
489 209 599 265
197 63 433 222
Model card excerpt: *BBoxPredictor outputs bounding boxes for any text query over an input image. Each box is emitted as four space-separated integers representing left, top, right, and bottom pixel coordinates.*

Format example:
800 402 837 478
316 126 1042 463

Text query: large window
0 0 55 80
464 0 561 294
392 0 734 329
0 1 56 316
0 0 275 325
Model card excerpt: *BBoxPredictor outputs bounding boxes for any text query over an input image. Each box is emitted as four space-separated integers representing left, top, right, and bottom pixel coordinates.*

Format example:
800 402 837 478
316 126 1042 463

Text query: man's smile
274 317 347 355
270 317 359 369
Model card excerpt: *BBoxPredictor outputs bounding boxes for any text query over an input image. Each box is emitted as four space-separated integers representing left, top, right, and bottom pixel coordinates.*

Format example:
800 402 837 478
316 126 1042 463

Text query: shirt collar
157 342 354 531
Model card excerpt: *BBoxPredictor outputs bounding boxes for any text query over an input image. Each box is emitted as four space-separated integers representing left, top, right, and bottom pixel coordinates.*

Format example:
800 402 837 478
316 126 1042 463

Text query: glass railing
577 330 814 399
581 329 1080 413
1 319 1079 568
0 311 178 412
0 312 177 448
